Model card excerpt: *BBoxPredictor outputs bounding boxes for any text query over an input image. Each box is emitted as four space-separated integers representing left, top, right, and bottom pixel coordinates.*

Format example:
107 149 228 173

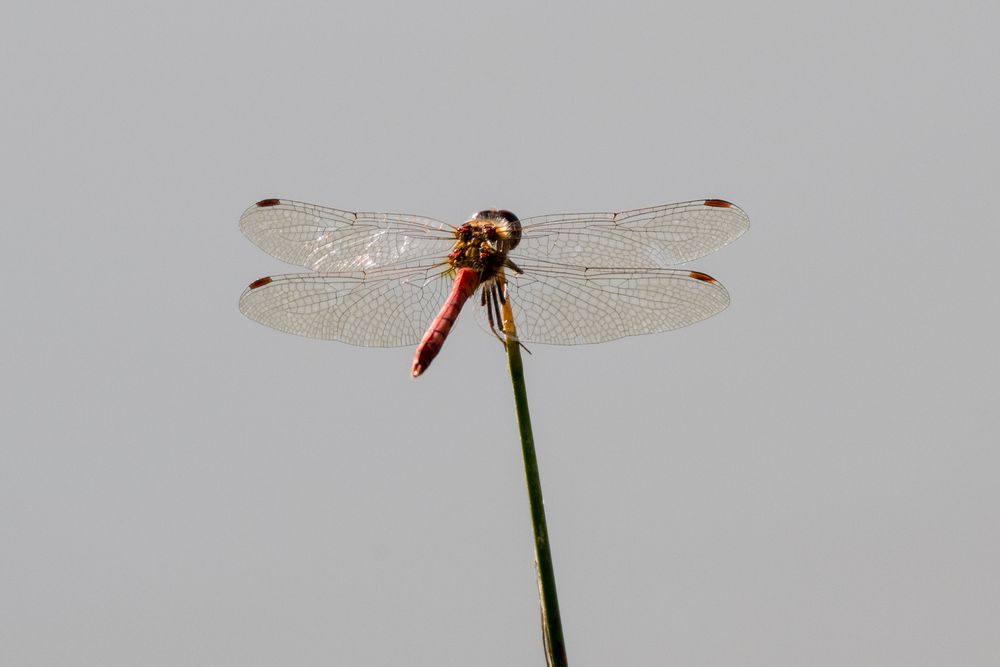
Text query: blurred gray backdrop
2 1 998 665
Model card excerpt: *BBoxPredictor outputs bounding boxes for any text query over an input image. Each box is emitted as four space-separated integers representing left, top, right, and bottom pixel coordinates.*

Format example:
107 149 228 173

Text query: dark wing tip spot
689 271 717 283
703 199 733 208
255 198 281 208
248 276 274 289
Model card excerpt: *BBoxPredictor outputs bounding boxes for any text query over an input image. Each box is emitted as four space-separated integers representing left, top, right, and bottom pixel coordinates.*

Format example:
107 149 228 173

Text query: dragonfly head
470 209 521 252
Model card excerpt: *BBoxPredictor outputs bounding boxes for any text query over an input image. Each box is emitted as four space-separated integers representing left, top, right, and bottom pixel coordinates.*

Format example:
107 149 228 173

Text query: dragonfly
239 198 749 376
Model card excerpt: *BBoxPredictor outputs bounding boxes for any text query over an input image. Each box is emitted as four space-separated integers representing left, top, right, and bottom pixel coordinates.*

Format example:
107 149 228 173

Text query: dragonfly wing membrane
514 199 749 268
240 199 454 272
240 267 453 347
504 264 730 345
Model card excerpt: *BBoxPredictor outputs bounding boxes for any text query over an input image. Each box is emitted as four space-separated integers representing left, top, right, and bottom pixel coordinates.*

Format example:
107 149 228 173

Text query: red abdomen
411 268 481 377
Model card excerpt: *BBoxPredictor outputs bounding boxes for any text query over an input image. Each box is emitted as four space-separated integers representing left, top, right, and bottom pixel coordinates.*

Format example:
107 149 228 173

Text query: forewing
239 266 452 347
513 199 749 268
503 264 730 345
240 199 454 271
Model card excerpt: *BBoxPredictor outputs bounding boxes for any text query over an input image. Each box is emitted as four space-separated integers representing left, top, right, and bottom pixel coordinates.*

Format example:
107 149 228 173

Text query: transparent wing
240 199 455 272
513 199 749 269
500 263 730 345
239 266 453 347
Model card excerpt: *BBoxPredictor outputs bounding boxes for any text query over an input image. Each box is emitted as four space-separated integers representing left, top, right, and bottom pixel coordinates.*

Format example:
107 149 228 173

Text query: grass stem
501 289 568 667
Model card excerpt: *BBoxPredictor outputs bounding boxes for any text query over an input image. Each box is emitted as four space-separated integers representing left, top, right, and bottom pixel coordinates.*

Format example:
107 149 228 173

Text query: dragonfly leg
494 280 532 355
504 258 524 275
482 288 496 334
485 284 505 345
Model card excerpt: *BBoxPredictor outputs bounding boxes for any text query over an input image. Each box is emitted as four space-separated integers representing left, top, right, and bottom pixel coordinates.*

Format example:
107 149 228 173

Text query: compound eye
472 209 520 224
495 211 522 252
494 209 520 225
469 209 521 251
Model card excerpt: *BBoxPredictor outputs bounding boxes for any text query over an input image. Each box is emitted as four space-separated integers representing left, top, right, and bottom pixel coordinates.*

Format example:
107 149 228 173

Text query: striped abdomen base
411 268 481 377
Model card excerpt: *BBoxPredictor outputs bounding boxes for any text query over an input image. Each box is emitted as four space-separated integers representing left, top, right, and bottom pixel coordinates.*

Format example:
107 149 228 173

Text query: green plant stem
505 332 568 667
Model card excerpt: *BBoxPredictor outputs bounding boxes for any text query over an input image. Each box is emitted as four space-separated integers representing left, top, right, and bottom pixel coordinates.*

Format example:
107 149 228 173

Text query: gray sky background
2 1 998 665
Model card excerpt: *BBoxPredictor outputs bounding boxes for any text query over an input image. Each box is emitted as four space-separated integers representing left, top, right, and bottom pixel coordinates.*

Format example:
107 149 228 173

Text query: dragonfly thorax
448 209 522 280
